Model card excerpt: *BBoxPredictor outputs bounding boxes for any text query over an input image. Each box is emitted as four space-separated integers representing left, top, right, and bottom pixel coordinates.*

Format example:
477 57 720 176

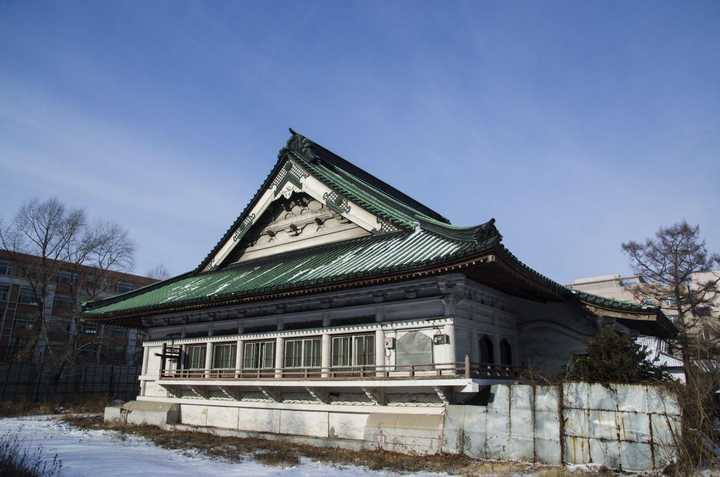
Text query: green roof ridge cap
294 154 417 228
292 130 450 224
314 160 443 224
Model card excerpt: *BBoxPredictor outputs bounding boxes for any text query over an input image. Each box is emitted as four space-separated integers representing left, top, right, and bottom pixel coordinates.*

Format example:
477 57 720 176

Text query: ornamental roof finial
278 128 315 161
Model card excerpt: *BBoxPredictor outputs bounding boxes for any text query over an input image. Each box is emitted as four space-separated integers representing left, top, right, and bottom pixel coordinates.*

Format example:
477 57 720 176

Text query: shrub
0 431 62 477
565 326 670 383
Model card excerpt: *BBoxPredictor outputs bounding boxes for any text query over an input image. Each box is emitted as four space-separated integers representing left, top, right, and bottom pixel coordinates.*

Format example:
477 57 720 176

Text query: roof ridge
296 157 418 228
292 130 450 224
313 160 444 224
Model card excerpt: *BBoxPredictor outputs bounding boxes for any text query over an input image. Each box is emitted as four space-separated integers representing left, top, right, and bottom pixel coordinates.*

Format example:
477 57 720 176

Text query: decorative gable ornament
277 129 316 162
272 160 310 199
204 135 392 270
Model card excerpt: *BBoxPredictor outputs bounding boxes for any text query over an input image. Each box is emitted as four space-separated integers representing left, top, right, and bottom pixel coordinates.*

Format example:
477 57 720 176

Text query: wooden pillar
204 342 213 378
274 337 284 378
141 346 149 376
444 321 456 365
375 328 385 377
321 334 331 378
235 338 243 378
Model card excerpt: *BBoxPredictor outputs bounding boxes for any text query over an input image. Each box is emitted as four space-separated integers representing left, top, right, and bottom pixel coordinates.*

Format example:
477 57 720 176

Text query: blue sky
1 1 718 283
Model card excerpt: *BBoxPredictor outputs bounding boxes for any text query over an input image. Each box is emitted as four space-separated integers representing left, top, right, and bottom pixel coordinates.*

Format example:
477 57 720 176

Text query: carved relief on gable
232 193 369 263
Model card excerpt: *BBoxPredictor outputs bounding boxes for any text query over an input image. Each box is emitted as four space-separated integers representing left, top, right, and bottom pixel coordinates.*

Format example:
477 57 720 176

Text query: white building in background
86 131 675 445
568 272 720 381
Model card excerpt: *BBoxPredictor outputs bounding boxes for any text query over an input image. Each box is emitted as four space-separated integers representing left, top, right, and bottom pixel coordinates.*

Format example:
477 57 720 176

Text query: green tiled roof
83 130 673 337
85 222 500 317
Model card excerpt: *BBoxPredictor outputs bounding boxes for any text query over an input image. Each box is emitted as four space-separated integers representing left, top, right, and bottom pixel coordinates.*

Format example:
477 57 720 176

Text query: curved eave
490 246 569 300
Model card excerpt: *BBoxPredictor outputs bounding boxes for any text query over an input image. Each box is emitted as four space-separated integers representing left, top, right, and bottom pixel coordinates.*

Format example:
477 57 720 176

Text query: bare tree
146 264 170 281
622 221 720 378
622 222 720 470
0 198 135 370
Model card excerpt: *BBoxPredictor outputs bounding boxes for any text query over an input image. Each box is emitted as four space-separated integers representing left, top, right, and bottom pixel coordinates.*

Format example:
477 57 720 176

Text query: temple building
85 131 675 442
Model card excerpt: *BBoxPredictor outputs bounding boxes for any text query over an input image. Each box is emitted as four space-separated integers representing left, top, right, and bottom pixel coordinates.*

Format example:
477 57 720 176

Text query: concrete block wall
441 383 680 472
561 383 681 471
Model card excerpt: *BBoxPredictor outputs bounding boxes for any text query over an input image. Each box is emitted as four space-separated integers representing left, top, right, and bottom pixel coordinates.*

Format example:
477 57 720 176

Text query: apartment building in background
0 250 157 365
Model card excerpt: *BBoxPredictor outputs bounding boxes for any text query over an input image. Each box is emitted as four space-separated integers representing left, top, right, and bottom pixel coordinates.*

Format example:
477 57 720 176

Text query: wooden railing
159 361 521 381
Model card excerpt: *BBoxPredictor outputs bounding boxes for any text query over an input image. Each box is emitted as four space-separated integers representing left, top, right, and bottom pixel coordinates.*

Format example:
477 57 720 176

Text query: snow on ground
0 416 454 477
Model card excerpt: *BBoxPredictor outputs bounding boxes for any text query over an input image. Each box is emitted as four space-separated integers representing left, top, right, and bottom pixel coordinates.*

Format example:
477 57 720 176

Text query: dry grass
60 415 622 475
0 397 109 418
0 431 62 477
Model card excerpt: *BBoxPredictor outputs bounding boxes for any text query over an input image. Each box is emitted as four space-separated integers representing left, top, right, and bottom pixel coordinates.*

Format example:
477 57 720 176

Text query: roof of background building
0 249 156 286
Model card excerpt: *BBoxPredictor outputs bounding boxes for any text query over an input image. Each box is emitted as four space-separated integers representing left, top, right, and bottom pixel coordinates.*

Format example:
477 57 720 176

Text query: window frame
18 287 37 305
57 270 79 284
0 261 12 276
13 315 35 331
242 340 275 370
117 282 136 294
331 333 375 368
184 344 207 370
53 294 75 307
283 336 321 369
0 285 9 302
212 342 237 369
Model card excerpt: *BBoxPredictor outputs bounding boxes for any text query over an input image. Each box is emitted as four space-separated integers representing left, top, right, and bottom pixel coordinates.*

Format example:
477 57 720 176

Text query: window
57 270 79 284
14 315 35 331
18 287 36 305
500 339 512 366
53 294 74 307
0 261 12 276
331 334 374 368
212 342 237 369
242 340 275 369
479 335 495 365
0 285 9 302
284 337 321 368
184 344 207 369
117 282 136 294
